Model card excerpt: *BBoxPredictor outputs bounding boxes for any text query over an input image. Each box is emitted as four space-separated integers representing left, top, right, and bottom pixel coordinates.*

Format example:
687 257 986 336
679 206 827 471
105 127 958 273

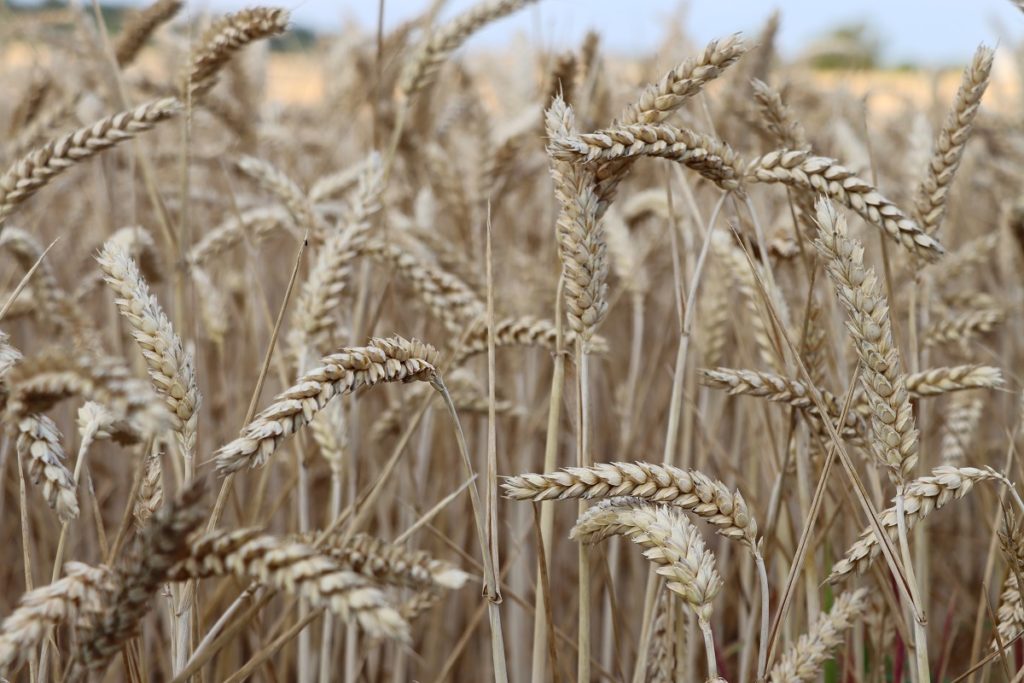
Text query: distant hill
2 0 317 51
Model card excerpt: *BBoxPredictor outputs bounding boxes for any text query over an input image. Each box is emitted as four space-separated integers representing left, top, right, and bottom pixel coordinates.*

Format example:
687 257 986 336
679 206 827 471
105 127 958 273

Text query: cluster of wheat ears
0 0 1022 681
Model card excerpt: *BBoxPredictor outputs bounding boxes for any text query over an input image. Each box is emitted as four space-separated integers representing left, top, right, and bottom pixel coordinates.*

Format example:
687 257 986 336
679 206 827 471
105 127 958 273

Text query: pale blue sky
54 0 1024 66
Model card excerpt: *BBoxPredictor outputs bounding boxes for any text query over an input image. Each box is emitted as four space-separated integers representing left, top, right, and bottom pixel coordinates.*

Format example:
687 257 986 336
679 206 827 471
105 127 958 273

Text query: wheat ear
69 481 206 679
550 124 744 191
168 528 409 641
572 498 722 677
114 0 183 67
504 461 759 549
399 0 537 100
827 465 1006 582
0 98 181 228
215 336 438 473
14 414 78 523
747 151 944 261
181 7 290 97
813 198 919 482
914 45 993 236
98 240 201 461
768 589 867 682
0 562 116 675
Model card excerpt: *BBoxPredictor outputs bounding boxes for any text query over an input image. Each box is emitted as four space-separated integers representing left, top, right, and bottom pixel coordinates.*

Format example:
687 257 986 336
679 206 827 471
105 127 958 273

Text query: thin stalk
576 338 591 683
699 618 718 679
531 275 567 683
896 488 930 682
434 379 508 683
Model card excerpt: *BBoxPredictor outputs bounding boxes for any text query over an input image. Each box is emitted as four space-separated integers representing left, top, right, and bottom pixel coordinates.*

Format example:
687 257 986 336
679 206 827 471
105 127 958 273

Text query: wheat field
0 1 1022 681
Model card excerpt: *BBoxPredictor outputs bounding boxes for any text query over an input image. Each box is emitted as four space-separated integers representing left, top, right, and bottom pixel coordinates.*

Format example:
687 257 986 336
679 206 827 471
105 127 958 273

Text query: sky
24 0 1024 67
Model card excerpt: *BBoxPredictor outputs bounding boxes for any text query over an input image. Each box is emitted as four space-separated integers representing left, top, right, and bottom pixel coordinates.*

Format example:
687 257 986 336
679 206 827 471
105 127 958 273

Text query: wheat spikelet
941 393 984 464
236 155 320 234
14 413 78 523
362 239 484 335
314 531 470 590
182 7 290 97
504 461 759 549
914 45 993 236
902 364 1003 396
452 315 608 364
168 528 409 641
572 497 723 623
0 562 116 675
619 34 748 126
187 205 292 265
291 154 383 357
69 481 206 679
399 0 537 99
215 336 439 473
550 124 744 191
747 150 944 261
768 589 867 682
813 199 919 482
699 367 864 439
751 78 808 150
827 465 1005 582
546 96 608 339
114 0 183 67
923 308 1004 347
0 98 181 227
98 240 201 460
